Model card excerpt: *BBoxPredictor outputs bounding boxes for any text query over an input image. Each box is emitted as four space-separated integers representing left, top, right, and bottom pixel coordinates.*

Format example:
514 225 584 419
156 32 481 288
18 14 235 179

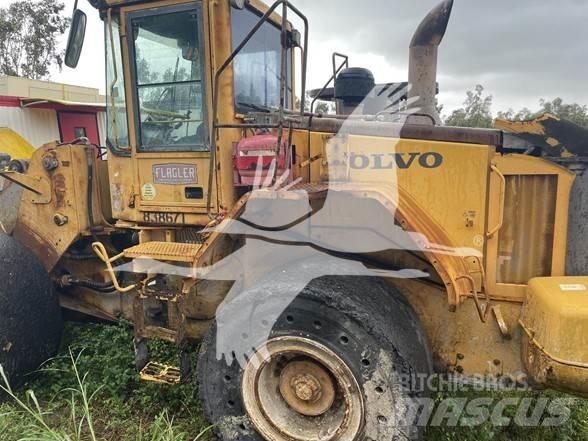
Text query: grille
176 228 205 244
497 175 557 284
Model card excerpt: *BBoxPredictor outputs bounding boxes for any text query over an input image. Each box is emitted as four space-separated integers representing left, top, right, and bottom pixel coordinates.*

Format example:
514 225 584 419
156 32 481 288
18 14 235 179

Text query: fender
215 184 481 312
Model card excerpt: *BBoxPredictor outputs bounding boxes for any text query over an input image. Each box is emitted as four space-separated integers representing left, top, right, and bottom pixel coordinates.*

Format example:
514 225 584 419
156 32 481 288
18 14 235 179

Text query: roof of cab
88 0 272 10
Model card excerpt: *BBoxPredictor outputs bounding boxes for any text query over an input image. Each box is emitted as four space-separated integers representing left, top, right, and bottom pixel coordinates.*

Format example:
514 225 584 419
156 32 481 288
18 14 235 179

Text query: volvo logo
349 152 444 170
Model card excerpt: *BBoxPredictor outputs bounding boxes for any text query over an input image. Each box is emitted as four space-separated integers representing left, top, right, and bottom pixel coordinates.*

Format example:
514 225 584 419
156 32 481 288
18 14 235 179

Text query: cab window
231 6 292 114
105 17 130 154
129 5 207 151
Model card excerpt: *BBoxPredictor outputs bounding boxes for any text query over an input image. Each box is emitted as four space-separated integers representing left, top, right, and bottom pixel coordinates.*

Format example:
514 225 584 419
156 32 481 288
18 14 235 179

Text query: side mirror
65 9 87 68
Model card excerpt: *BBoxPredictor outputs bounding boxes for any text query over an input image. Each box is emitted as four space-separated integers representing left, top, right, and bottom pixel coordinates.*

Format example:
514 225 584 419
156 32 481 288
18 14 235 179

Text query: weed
0 322 587 440
0 322 211 441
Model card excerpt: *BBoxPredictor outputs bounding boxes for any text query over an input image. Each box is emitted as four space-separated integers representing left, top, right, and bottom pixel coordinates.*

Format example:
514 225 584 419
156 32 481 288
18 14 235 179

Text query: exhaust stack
407 0 454 125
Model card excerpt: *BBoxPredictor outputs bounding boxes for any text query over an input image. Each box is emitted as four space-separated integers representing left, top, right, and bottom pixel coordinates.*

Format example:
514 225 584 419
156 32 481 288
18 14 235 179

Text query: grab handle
487 165 506 238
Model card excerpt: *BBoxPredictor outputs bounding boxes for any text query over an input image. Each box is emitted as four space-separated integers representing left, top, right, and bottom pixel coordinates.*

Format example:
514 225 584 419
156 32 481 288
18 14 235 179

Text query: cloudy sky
50 0 588 116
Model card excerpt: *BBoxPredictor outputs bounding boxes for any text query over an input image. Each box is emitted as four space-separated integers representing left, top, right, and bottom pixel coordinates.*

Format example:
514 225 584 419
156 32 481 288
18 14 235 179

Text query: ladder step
140 362 182 385
124 241 201 262
141 325 178 343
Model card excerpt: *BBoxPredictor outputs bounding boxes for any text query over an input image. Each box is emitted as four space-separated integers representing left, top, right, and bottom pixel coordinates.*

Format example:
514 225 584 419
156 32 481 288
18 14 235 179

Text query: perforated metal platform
140 362 182 385
124 241 201 262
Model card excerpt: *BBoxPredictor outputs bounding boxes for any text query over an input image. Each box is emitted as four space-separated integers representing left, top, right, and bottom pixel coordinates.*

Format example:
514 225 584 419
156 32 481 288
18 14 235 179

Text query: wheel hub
241 337 364 441
279 360 336 416
292 373 320 402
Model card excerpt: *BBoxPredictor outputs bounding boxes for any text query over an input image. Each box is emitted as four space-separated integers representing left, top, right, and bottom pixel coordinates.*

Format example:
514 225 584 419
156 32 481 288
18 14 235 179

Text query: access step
124 241 202 262
140 362 182 385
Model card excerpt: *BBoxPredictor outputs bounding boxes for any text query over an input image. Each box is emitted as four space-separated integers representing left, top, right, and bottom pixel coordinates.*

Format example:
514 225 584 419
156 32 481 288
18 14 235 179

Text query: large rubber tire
0 234 63 387
198 266 432 441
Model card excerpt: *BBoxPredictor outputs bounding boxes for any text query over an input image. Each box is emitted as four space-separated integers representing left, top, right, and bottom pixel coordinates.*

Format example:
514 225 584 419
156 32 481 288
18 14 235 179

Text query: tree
296 93 335 114
537 98 588 127
444 85 494 128
0 0 69 80
496 107 534 122
497 98 588 128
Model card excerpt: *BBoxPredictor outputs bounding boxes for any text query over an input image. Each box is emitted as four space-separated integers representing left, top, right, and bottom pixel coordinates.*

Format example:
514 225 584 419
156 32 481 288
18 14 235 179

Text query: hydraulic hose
57 275 116 293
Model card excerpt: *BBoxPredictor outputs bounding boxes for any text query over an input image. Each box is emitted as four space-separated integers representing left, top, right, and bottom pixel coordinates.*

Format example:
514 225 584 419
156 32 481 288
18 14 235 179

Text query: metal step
140 362 182 385
124 241 201 263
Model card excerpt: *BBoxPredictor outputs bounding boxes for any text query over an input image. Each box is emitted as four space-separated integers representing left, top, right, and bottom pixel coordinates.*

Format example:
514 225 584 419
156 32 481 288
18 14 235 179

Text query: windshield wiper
237 102 275 113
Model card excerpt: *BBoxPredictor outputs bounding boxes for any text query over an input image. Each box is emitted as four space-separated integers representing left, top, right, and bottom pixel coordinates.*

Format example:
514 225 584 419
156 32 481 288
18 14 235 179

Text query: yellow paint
520 277 588 393
0 128 35 160
345 135 491 252
495 113 561 136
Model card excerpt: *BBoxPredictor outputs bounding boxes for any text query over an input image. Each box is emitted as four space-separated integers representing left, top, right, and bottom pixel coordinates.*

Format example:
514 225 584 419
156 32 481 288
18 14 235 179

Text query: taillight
239 149 276 157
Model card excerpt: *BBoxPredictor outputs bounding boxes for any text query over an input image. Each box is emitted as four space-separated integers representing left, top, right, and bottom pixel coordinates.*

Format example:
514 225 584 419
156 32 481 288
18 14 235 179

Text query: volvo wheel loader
1 0 587 440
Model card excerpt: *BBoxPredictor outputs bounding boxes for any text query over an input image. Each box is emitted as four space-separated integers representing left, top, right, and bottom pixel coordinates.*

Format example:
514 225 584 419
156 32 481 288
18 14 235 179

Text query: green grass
424 387 588 441
0 321 587 440
0 322 212 441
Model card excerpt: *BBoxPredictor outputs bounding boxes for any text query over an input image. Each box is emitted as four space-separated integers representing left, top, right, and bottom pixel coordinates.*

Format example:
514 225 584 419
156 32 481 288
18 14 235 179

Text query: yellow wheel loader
1 0 587 440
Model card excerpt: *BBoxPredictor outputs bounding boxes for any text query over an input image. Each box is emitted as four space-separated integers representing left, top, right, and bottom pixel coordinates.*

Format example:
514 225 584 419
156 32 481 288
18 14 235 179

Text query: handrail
92 242 137 293
487 164 506 237
309 52 348 115
455 272 491 323
207 0 309 218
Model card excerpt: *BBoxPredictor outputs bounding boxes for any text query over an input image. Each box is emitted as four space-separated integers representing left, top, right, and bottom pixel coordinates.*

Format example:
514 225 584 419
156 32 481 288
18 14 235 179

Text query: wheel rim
241 337 364 441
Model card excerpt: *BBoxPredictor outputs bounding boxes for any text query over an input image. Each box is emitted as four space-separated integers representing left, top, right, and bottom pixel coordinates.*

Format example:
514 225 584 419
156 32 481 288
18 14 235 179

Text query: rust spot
53 173 67 209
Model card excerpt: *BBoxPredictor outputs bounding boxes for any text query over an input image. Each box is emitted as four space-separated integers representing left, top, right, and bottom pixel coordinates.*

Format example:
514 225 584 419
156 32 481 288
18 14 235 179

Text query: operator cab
68 0 301 227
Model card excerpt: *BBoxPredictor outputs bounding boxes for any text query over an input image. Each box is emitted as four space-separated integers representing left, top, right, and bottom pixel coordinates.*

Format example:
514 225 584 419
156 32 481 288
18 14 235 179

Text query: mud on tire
198 270 432 441
0 234 63 387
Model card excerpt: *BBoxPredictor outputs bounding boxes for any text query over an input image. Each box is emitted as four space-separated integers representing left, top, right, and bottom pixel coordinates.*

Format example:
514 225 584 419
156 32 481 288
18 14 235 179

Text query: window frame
125 2 209 153
104 15 131 157
230 5 293 115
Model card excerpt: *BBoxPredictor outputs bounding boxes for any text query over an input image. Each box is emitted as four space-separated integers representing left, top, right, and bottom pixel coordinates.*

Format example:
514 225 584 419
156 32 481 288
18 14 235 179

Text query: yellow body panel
0 129 35 234
0 128 35 160
521 277 588 393
344 135 492 253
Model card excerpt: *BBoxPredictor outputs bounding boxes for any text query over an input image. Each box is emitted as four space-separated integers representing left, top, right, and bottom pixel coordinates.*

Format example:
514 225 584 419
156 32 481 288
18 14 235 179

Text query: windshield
129 5 207 151
105 16 130 153
231 6 292 113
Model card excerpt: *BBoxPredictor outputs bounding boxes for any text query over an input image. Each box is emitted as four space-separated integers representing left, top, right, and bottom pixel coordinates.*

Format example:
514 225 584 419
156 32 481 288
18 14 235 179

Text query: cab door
124 2 214 219
58 111 101 145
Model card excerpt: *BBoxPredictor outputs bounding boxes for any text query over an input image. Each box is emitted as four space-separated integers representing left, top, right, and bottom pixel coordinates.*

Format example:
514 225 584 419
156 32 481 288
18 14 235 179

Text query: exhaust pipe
407 0 454 125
